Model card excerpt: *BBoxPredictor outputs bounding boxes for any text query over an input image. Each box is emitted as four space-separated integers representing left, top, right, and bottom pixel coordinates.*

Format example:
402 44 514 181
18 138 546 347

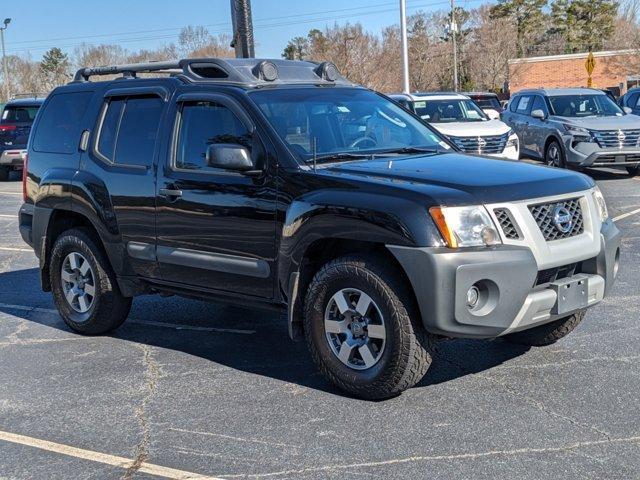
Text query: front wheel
304 255 434 400
50 228 132 335
545 140 565 168
502 310 585 347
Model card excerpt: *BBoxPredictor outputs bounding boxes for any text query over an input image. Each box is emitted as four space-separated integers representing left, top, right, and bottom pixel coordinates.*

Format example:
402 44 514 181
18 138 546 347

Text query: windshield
471 97 501 110
249 88 449 161
1 105 40 124
548 94 623 117
413 99 488 123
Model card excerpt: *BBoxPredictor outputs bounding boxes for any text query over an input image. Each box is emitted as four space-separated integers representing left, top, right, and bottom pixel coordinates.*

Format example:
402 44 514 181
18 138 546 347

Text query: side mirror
485 109 500 120
531 109 546 120
206 144 254 172
623 106 633 114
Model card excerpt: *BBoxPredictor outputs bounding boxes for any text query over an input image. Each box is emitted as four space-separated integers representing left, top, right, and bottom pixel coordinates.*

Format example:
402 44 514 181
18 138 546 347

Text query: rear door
510 95 534 156
527 95 551 157
155 91 277 298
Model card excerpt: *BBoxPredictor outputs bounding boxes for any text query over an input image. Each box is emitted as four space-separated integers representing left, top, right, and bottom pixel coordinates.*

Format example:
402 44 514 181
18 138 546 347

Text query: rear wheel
304 255 434 400
0 167 9 181
545 140 565 168
50 228 131 335
502 310 585 347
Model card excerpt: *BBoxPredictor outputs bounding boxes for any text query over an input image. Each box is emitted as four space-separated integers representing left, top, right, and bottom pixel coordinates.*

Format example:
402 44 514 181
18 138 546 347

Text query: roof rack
72 58 352 87
11 92 45 100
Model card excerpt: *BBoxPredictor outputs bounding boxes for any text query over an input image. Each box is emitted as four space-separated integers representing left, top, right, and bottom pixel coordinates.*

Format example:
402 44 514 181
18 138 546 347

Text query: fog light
466 286 480 308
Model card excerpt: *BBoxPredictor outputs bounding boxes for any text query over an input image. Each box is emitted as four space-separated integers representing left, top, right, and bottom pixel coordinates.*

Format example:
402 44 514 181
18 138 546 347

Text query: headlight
593 186 609 222
562 123 593 142
506 133 518 148
430 205 502 248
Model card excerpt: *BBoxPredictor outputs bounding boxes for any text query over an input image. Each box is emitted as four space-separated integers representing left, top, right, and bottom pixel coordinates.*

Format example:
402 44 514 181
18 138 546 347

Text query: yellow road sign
585 52 596 76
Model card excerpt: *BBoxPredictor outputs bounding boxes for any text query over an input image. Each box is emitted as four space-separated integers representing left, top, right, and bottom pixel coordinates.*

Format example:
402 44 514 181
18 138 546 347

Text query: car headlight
593 186 609 222
430 205 502 248
562 123 593 142
506 132 518 148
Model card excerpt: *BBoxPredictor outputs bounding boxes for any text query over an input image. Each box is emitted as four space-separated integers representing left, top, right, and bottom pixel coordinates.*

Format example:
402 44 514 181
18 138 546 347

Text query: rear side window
96 96 164 167
2 105 40 124
516 96 532 114
33 92 93 154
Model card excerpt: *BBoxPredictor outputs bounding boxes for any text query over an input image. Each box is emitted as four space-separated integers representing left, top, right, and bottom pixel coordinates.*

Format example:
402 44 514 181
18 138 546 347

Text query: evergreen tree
550 0 619 52
40 47 70 89
491 0 548 57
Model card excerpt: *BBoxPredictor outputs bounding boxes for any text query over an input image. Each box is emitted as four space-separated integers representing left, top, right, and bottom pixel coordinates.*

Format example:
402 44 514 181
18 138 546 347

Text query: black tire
502 310 586 347
50 228 132 335
545 140 566 168
0 167 8 181
303 255 434 400
627 166 640 176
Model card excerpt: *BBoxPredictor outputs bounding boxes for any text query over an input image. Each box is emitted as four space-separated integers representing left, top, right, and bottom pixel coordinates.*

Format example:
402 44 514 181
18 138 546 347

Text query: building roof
508 49 636 65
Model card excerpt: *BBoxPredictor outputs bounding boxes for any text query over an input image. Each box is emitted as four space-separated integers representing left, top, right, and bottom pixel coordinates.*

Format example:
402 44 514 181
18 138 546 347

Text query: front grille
593 153 640 163
591 129 640 148
535 263 579 286
449 132 509 154
494 208 521 239
529 198 584 241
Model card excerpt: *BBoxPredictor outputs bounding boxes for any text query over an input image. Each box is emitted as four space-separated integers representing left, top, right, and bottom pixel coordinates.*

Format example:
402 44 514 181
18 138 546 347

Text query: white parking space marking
613 207 640 222
0 429 222 480
0 214 17 218
0 302 256 335
0 191 23 196
0 246 31 252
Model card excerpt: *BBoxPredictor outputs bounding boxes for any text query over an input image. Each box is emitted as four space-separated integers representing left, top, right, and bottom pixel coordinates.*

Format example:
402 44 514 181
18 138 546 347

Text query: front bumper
564 139 640 167
387 219 621 338
0 149 26 167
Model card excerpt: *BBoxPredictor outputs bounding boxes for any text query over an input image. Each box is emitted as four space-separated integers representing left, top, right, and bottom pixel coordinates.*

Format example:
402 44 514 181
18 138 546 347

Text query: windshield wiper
379 146 442 155
308 152 372 163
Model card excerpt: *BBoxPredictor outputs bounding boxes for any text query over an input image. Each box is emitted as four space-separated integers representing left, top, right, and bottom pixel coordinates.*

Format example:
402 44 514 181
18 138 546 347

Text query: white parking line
0 246 31 252
0 214 17 218
0 191 23 196
0 302 256 335
613 207 640 222
0 429 222 479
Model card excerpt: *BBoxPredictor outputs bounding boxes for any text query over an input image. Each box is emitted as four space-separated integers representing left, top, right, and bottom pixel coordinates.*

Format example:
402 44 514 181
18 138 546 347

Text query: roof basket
72 58 352 87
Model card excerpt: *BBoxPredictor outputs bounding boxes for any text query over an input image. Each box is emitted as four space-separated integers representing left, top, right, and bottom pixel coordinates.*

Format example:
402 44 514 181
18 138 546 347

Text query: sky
1 0 487 61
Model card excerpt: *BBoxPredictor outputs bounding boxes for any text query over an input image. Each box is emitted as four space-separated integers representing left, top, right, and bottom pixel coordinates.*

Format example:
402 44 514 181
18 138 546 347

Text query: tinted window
631 93 640 108
509 97 519 112
548 94 623 117
2 105 40 124
175 101 252 171
472 97 501 109
33 92 92 154
516 96 532 114
414 99 487 123
530 95 548 116
96 96 163 166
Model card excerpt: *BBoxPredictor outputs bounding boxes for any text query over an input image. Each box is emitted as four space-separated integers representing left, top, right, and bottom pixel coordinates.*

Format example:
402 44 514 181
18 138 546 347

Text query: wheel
627 165 640 176
0 167 8 181
545 140 565 168
50 228 132 335
502 310 585 347
303 255 434 400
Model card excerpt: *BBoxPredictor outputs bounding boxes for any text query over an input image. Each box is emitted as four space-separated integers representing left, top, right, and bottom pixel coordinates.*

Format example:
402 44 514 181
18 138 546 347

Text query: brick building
508 49 640 96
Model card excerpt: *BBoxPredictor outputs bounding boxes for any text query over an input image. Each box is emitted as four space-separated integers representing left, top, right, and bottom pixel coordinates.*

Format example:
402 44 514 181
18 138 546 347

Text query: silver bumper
0 149 26 167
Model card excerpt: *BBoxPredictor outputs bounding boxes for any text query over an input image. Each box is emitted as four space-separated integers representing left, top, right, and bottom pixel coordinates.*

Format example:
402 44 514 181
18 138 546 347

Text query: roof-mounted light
314 62 339 82
253 61 278 82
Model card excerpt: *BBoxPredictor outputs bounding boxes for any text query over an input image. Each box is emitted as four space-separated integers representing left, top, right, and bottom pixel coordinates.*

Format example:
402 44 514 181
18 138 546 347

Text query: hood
553 114 640 130
321 153 594 205
431 119 512 137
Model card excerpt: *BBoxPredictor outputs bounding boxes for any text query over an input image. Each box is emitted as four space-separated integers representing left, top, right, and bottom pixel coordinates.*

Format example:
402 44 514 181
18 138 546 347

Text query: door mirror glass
485 109 500 120
531 109 546 120
623 106 633 114
206 143 254 171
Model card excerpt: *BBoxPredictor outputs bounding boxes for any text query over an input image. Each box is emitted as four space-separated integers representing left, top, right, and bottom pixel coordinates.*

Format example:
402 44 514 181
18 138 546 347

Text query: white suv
390 92 520 160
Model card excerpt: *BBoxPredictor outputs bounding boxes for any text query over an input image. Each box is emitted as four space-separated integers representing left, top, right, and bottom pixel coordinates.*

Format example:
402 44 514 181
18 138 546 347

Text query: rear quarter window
32 91 93 154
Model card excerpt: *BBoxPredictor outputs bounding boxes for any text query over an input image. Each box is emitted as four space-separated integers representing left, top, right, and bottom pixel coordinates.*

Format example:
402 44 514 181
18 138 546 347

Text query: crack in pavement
122 344 161 480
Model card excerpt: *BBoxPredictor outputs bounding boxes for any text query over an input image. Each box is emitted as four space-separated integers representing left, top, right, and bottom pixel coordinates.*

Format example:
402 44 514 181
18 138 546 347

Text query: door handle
158 188 183 200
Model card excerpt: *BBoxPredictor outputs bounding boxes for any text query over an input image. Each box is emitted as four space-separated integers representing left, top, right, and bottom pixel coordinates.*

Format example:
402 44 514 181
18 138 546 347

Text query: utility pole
450 0 458 92
230 0 255 58
0 18 10 101
399 0 410 94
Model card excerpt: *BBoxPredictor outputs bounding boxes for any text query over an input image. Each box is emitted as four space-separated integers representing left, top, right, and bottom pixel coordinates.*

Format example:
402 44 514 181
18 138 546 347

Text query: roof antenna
312 137 317 172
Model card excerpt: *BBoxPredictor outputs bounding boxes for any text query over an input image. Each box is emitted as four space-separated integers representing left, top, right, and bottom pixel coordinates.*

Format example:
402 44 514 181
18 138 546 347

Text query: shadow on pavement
0 267 529 397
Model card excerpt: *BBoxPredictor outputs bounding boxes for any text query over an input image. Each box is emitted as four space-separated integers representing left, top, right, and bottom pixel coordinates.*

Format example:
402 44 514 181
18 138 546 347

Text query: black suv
20 59 621 399
0 97 43 180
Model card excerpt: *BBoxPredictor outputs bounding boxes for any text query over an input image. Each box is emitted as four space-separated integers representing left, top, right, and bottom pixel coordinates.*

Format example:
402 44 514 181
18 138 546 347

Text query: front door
155 92 277 299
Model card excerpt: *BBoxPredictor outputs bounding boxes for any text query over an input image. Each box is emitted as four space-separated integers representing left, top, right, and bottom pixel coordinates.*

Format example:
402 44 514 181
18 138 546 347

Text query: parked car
390 92 519 160
0 97 44 180
20 59 620 399
464 91 503 119
618 87 640 116
502 87 640 175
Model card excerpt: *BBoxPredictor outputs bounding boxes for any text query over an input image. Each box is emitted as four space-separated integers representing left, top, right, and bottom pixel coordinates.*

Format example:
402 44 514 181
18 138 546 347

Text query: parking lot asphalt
0 165 639 480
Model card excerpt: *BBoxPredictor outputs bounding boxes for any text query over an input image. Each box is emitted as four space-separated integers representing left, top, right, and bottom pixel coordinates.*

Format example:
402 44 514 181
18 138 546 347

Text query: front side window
548 94 623 117
96 96 164 167
174 101 252 171
250 88 448 161
414 99 487 123
33 92 93 154
530 95 549 116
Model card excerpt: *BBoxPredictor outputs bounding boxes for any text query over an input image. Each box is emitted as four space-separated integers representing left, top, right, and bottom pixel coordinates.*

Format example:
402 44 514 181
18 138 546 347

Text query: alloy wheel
60 252 96 314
